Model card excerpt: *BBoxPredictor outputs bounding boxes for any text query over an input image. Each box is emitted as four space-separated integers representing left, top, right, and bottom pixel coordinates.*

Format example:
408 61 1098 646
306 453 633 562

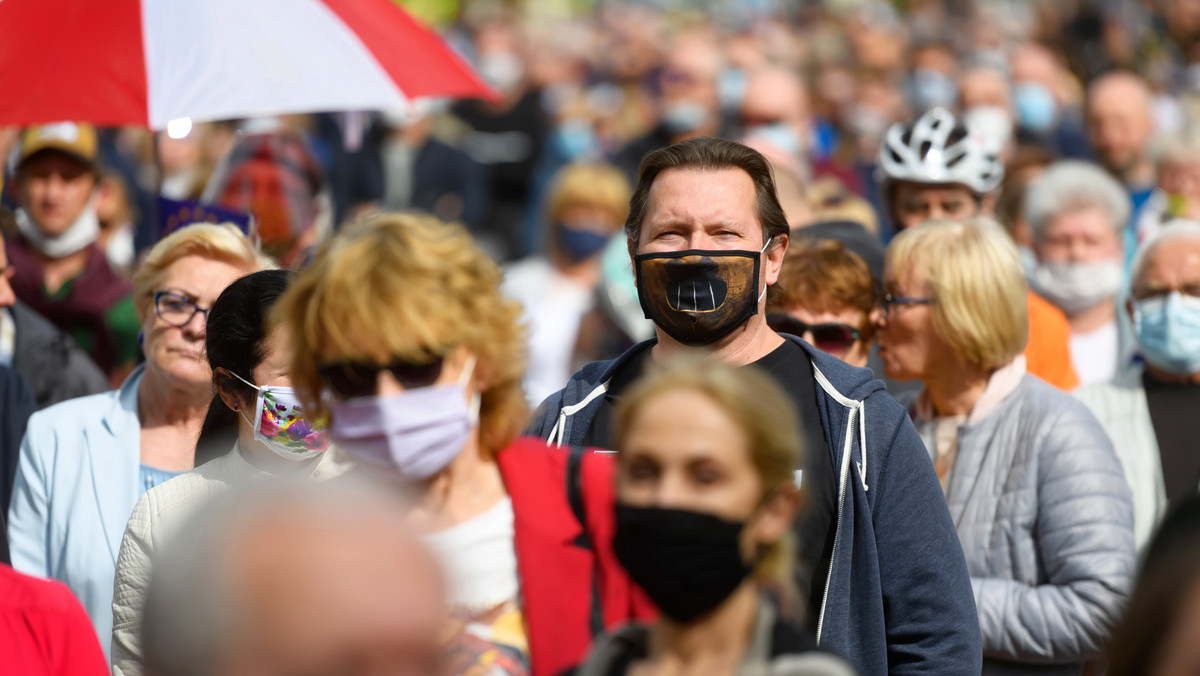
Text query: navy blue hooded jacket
528 337 982 675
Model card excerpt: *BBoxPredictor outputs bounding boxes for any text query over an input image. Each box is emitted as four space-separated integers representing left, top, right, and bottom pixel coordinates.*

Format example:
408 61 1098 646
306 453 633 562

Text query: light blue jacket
7 365 144 657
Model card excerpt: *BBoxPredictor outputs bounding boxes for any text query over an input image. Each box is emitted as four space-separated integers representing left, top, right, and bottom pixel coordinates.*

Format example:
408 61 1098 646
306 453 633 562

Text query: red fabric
498 438 656 676
319 0 497 103
0 564 108 676
0 0 148 126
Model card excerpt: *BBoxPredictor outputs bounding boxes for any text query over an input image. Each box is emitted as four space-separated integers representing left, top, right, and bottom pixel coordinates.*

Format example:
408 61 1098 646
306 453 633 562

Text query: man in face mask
529 136 982 676
1077 221 1200 552
1025 160 1134 385
6 123 139 383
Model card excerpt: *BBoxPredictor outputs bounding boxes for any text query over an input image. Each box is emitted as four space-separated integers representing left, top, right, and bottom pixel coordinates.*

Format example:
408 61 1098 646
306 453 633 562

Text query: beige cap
18 122 99 172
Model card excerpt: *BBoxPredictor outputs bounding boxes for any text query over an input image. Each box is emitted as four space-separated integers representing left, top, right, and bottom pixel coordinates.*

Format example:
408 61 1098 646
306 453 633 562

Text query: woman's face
1036 205 1122 265
875 263 944 382
617 388 790 558
775 303 872 368
317 340 481 402
142 255 251 390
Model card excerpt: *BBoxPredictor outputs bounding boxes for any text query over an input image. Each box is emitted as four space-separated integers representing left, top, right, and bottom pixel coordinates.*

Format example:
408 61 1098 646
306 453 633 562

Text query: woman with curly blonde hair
275 212 653 676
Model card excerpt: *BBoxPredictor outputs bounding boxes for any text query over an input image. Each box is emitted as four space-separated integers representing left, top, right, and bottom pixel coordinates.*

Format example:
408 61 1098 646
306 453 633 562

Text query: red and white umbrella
0 0 494 129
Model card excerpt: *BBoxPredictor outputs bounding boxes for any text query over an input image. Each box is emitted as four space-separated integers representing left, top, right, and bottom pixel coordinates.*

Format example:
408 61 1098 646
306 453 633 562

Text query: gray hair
1129 220 1200 287
141 478 427 676
1023 160 1131 241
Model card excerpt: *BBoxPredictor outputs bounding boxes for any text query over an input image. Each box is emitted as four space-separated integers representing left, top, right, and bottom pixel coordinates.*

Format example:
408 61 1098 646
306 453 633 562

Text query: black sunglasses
317 357 444 400
766 314 862 356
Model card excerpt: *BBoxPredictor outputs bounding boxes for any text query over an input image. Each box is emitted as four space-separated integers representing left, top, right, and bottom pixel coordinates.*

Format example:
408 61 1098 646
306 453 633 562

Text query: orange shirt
1025 290 1079 391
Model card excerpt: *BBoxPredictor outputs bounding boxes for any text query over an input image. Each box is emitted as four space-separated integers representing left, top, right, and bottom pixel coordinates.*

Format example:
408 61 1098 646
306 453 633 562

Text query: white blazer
7 365 145 656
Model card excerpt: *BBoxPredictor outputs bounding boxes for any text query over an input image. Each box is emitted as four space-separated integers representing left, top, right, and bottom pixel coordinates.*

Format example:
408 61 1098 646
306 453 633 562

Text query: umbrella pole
151 129 163 242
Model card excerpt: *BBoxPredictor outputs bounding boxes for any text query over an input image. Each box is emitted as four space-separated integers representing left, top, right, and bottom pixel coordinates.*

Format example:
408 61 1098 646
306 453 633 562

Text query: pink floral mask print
231 372 331 461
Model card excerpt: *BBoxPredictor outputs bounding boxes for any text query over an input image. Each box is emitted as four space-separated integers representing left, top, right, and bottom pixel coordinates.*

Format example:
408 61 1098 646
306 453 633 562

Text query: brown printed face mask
634 242 768 346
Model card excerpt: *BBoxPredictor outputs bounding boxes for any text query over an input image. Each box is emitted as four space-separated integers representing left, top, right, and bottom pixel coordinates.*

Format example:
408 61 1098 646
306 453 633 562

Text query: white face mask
1030 259 1124 316
230 371 330 461
14 198 99 258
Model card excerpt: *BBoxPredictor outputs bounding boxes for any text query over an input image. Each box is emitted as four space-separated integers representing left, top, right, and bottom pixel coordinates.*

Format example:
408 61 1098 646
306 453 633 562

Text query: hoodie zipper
815 401 856 644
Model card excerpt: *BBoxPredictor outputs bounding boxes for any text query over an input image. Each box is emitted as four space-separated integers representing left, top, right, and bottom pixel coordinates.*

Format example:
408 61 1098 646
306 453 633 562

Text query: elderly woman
275 212 651 676
7 223 271 654
766 238 878 368
110 269 352 676
573 357 853 676
502 162 631 404
1024 160 1133 385
875 217 1135 672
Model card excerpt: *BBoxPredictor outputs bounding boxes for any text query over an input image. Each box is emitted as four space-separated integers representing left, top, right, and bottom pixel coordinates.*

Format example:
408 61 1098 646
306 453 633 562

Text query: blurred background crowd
5 0 1200 674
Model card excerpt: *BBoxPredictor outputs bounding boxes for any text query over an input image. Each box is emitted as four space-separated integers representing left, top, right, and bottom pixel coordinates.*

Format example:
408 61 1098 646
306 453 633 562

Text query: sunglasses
317 356 444 400
766 314 862 356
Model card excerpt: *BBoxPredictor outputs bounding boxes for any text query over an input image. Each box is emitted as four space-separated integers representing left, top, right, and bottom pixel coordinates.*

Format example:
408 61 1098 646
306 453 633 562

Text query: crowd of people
4 0 1200 675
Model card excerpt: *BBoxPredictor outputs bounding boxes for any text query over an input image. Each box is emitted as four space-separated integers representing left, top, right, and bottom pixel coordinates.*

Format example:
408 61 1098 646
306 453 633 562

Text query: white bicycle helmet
878 107 1004 194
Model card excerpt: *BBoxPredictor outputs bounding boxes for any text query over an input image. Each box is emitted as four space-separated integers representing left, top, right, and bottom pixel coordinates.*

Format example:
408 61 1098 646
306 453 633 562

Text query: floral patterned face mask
231 372 330 461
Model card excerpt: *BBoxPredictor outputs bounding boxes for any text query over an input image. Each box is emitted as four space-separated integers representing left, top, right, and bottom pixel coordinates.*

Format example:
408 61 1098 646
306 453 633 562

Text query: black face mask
613 504 752 623
633 243 768 346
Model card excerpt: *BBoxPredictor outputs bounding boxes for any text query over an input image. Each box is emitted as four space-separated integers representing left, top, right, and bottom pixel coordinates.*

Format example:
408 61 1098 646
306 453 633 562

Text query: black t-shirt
580 340 837 627
1144 371 1200 509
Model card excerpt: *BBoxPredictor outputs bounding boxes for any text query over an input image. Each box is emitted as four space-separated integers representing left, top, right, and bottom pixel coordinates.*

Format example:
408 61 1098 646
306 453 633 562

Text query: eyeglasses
317 356 444 400
881 293 932 315
766 314 862 356
154 291 212 328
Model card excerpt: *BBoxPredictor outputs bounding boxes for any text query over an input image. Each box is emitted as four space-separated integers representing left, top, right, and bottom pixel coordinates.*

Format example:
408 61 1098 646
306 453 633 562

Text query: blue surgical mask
556 223 611 263
745 122 802 157
661 101 708 134
1014 82 1057 134
1134 292 1200 375
910 69 957 110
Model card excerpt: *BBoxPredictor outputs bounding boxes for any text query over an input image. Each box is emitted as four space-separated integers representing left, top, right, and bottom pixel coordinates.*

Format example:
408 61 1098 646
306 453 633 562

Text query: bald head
1087 72 1156 183
144 481 445 676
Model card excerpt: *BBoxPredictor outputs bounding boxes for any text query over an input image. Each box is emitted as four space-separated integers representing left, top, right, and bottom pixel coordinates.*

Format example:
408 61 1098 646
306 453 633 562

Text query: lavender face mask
327 356 479 480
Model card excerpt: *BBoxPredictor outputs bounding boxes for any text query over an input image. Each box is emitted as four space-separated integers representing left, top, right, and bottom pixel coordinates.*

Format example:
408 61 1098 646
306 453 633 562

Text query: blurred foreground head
142 481 444 676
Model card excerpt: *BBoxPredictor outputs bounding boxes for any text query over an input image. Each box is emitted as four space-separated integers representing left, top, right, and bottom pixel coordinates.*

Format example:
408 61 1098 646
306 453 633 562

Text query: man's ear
763 232 789 286
627 238 639 287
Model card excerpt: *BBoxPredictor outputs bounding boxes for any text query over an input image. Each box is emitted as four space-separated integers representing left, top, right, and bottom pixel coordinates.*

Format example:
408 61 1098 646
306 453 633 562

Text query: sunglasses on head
766 314 862 356
317 356 444 400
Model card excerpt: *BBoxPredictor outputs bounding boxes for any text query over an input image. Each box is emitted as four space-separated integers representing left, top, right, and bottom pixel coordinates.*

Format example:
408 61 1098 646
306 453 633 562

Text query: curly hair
273 211 529 460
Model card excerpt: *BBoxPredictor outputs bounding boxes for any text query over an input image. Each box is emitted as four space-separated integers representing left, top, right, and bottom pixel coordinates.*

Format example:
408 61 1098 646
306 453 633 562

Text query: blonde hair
546 162 632 225
274 212 528 460
886 217 1028 371
132 222 274 322
614 356 801 583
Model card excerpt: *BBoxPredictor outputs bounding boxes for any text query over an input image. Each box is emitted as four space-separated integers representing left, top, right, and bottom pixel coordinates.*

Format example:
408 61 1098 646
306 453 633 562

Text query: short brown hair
768 238 876 340
624 137 789 249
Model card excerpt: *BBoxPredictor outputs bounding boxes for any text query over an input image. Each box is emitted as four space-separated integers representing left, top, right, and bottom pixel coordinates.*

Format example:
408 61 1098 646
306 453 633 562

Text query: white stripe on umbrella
143 0 407 128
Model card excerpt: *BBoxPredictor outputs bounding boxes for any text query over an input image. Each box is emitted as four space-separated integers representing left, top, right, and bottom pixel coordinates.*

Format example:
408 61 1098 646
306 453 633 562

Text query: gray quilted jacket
907 375 1136 675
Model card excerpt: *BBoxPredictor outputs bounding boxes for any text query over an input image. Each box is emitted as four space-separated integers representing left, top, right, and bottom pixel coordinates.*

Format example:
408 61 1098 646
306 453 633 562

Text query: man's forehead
1141 238 1200 281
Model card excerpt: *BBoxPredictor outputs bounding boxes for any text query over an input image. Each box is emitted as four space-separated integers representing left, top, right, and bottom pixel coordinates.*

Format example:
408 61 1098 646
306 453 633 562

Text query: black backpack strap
567 444 591 549
565 445 605 637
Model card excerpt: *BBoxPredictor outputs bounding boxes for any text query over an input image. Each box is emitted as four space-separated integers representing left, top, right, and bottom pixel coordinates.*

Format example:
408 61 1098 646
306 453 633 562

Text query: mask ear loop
758 236 775 303
458 354 482 425
227 370 266 438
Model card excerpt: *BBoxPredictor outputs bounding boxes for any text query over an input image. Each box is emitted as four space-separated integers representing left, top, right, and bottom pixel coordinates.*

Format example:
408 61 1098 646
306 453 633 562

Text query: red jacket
497 437 656 676
0 564 108 676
